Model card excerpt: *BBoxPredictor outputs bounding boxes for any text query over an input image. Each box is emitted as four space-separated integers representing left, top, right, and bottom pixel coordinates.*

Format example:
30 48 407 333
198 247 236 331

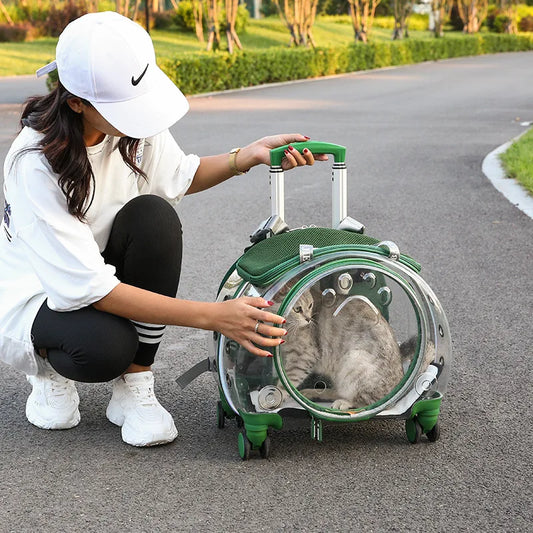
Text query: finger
255 309 286 325
252 333 285 347
241 339 274 358
243 296 275 309
302 147 315 166
282 148 298 169
287 145 306 165
256 322 287 338
277 133 311 146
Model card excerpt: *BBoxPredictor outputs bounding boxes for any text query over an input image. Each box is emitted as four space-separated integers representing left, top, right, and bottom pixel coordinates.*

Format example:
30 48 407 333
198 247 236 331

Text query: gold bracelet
229 147 248 175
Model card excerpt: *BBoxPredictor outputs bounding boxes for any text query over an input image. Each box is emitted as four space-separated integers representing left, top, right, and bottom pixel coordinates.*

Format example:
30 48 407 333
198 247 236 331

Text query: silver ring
254 321 261 334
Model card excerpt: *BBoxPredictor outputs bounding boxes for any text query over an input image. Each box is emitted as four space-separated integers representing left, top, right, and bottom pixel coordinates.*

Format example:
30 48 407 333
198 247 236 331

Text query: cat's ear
276 283 291 298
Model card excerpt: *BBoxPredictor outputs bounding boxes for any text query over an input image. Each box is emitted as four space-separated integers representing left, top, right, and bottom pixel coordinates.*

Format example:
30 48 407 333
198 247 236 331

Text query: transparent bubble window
215 255 449 422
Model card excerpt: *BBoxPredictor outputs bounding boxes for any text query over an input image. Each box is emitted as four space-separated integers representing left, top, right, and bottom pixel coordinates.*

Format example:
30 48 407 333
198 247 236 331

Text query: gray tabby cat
280 289 414 410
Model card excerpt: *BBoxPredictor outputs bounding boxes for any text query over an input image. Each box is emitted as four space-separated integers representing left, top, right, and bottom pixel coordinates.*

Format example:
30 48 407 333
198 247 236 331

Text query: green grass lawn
500 127 533 196
0 36 57 76
0 15 435 76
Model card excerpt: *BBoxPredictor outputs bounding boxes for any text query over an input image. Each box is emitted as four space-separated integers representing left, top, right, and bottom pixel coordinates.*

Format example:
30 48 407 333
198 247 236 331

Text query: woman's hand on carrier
241 134 329 172
208 297 287 357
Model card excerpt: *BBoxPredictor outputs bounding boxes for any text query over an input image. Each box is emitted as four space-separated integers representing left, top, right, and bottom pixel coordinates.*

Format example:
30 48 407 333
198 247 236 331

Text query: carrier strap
175 358 211 390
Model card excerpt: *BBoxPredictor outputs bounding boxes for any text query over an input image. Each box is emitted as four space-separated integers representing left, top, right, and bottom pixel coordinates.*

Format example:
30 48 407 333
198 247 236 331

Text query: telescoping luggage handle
269 141 348 229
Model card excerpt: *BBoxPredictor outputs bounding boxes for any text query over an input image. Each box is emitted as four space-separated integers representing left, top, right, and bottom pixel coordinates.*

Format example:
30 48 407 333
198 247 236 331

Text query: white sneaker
106 371 177 447
26 357 80 430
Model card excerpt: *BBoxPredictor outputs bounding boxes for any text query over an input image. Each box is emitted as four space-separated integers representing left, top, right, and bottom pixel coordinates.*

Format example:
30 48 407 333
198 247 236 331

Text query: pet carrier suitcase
178 141 451 460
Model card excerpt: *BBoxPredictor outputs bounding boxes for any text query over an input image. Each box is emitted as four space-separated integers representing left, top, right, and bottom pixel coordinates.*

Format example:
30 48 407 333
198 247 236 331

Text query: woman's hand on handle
208 297 287 357
241 134 329 171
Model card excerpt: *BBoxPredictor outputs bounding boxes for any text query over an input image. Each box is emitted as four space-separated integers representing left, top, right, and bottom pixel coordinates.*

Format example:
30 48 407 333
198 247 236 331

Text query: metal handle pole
270 166 285 222
331 162 347 228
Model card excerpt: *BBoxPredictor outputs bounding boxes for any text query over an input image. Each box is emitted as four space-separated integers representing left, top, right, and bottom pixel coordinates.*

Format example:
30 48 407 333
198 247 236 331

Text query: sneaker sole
121 423 178 447
26 405 81 430
105 401 125 427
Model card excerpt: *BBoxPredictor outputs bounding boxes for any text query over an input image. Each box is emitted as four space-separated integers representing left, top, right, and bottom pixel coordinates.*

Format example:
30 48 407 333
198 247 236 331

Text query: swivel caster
405 418 422 444
238 430 251 460
216 401 225 429
426 421 441 442
259 436 271 459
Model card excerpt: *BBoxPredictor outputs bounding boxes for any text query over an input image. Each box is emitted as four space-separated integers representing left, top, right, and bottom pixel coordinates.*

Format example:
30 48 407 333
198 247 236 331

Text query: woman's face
67 97 126 146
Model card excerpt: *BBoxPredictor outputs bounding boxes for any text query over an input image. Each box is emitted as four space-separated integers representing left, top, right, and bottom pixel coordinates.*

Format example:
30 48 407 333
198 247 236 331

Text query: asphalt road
0 52 532 532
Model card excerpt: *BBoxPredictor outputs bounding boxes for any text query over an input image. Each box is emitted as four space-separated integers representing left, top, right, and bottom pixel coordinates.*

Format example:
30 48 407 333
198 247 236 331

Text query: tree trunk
226 0 243 54
431 0 451 38
273 0 318 47
348 0 381 43
192 0 204 43
392 0 412 40
457 0 488 34
0 0 15 26
206 0 221 51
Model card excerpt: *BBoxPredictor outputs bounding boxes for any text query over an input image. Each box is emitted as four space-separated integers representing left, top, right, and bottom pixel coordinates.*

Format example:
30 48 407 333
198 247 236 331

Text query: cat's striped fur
280 290 408 410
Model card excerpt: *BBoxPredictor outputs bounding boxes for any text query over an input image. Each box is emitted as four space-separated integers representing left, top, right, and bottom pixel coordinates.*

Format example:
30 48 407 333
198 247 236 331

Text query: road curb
482 129 533 220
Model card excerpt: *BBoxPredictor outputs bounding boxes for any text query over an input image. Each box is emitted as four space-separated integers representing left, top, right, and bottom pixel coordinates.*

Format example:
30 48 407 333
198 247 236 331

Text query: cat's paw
331 398 353 411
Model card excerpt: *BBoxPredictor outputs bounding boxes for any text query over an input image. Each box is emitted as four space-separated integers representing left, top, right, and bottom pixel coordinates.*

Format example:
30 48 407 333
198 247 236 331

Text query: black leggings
31 195 183 383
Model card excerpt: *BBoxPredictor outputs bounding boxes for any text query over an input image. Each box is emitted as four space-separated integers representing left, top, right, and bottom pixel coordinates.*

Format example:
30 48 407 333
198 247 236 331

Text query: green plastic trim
216 259 240 296
410 393 443 433
236 244 421 287
270 141 346 166
218 388 235 419
238 411 283 448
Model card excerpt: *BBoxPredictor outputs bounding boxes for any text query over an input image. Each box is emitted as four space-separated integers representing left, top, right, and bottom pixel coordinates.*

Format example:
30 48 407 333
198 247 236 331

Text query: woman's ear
66 97 84 113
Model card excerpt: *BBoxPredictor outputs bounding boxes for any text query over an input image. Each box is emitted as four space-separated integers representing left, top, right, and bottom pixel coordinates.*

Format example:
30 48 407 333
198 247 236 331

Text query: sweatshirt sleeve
138 129 200 204
10 154 119 312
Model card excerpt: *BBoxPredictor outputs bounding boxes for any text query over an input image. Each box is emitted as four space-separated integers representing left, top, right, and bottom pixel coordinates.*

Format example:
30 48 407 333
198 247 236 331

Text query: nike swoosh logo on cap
131 64 149 86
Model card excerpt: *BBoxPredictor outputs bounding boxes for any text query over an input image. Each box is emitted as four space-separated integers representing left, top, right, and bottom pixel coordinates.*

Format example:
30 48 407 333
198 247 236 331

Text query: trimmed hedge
162 33 533 95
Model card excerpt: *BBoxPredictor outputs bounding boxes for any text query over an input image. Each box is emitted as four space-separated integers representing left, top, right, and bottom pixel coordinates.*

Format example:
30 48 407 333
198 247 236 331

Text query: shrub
519 15 533 31
162 33 533 95
373 14 429 31
42 0 89 37
319 0 350 15
485 5 501 32
153 10 174 29
172 0 197 32
0 23 34 42
493 14 513 33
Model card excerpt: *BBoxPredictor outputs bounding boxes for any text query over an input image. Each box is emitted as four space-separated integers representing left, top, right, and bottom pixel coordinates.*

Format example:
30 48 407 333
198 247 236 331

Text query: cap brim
91 66 189 139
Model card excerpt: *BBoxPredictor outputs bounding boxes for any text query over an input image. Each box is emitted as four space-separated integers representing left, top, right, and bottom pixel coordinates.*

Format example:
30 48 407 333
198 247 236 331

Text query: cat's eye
308 302 313 310
294 305 302 313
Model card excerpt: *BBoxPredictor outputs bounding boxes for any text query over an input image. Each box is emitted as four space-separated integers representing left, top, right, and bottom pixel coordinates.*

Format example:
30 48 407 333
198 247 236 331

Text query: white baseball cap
37 11 189 139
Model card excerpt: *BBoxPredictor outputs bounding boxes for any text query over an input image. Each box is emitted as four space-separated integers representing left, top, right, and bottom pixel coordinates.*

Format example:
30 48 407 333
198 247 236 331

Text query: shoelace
44 370 73 398
129 382 158 408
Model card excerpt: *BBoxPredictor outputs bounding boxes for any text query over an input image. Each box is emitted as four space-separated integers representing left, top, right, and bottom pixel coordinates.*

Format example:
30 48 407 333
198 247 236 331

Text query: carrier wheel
238 431 251 460
216 401 225 429
426 421 441 442
405 418 422 444
259 436 272 459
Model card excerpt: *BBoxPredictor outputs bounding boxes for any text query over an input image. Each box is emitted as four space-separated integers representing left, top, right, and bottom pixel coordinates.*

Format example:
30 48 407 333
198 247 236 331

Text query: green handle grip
270 141 346 166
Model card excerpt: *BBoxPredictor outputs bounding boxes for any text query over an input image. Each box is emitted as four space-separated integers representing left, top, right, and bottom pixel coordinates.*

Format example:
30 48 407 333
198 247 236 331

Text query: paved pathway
0 53 532 532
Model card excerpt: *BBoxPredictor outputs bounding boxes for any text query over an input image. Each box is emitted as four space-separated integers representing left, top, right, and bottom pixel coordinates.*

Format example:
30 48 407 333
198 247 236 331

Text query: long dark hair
19 82 146 220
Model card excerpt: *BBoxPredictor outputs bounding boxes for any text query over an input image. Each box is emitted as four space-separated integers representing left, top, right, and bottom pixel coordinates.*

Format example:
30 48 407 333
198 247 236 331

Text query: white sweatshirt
0 127 200 375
